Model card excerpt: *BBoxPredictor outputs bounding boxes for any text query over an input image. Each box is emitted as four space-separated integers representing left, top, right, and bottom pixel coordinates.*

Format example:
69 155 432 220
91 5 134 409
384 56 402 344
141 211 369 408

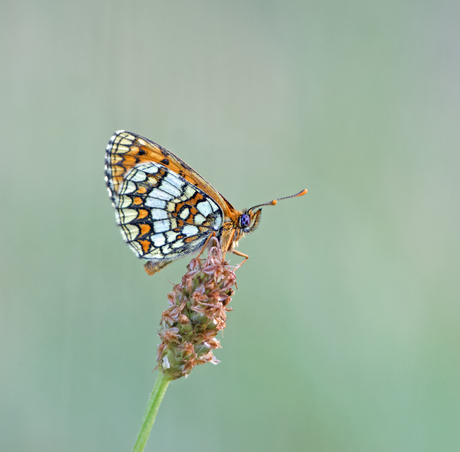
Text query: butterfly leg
197 232 217 258
231 250 249 269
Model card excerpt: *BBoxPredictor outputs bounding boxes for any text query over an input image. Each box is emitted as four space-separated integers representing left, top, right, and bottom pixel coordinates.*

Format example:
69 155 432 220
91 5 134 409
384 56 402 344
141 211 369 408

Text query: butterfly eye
240 213 251 229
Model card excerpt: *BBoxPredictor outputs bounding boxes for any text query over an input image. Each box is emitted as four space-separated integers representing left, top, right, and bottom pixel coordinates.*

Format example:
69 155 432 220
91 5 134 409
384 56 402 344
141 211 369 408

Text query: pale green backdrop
1 1 459 451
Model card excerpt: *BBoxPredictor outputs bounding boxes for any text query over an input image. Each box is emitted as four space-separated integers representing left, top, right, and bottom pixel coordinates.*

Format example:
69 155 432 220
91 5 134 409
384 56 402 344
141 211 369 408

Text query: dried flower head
157 238 238 380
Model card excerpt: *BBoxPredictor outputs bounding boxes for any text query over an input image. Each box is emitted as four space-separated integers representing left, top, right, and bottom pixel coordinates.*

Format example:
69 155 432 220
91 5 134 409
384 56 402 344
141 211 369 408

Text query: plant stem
132 371 171 452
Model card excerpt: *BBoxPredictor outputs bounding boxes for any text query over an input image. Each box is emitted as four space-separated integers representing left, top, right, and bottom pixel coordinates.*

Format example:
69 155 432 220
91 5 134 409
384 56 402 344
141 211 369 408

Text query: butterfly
105 130 307 275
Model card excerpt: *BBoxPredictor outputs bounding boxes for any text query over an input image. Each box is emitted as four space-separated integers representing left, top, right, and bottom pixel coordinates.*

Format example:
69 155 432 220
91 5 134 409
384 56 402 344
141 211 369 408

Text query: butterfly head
238 209 262 234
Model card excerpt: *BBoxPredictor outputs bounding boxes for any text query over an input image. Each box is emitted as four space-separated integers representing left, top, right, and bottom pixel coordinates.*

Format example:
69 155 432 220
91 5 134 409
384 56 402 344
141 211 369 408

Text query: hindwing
111 160 224 274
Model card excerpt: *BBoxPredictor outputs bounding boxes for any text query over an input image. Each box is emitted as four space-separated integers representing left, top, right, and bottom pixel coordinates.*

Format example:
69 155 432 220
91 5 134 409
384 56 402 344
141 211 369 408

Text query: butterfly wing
107 157 225 274
105 130 238 220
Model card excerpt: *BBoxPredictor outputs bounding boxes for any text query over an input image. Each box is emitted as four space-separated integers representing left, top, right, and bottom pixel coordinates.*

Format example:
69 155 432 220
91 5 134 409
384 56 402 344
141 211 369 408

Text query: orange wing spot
133 197 143 205
137 186 147 194
177 234 185 240
185 236 196 243
190 206 198 215
173 201 186 214
138 209 149 219
139 239 151 253
155 167 167 178
121 155 139 168
112 165 125 176
139 224 151 236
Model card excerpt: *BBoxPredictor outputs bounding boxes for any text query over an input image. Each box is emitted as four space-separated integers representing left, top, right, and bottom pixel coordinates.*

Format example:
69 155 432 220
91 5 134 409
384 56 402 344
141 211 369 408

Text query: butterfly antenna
249 188 308 210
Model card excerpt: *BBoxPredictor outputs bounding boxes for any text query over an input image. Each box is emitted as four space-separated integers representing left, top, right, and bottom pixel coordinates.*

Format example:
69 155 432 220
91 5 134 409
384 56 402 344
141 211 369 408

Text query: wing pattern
105 131 228 274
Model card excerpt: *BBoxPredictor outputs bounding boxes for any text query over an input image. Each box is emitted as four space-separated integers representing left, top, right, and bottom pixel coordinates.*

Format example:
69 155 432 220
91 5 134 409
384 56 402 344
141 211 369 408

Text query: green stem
132 371 171 452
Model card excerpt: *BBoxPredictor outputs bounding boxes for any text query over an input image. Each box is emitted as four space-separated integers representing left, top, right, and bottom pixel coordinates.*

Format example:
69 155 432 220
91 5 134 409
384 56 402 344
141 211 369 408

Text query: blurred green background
1 1 459 451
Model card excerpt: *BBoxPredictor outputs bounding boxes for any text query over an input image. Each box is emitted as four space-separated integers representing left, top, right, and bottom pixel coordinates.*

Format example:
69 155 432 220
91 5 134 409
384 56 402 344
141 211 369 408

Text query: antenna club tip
249 188 307 211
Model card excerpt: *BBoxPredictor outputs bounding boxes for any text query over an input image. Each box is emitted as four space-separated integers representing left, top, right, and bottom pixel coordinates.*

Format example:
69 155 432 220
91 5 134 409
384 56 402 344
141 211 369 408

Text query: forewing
105 130 238 219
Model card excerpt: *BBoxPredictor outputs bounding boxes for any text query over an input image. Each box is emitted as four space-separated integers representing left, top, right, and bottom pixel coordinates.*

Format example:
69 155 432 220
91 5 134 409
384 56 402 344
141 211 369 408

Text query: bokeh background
1 1 459 451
